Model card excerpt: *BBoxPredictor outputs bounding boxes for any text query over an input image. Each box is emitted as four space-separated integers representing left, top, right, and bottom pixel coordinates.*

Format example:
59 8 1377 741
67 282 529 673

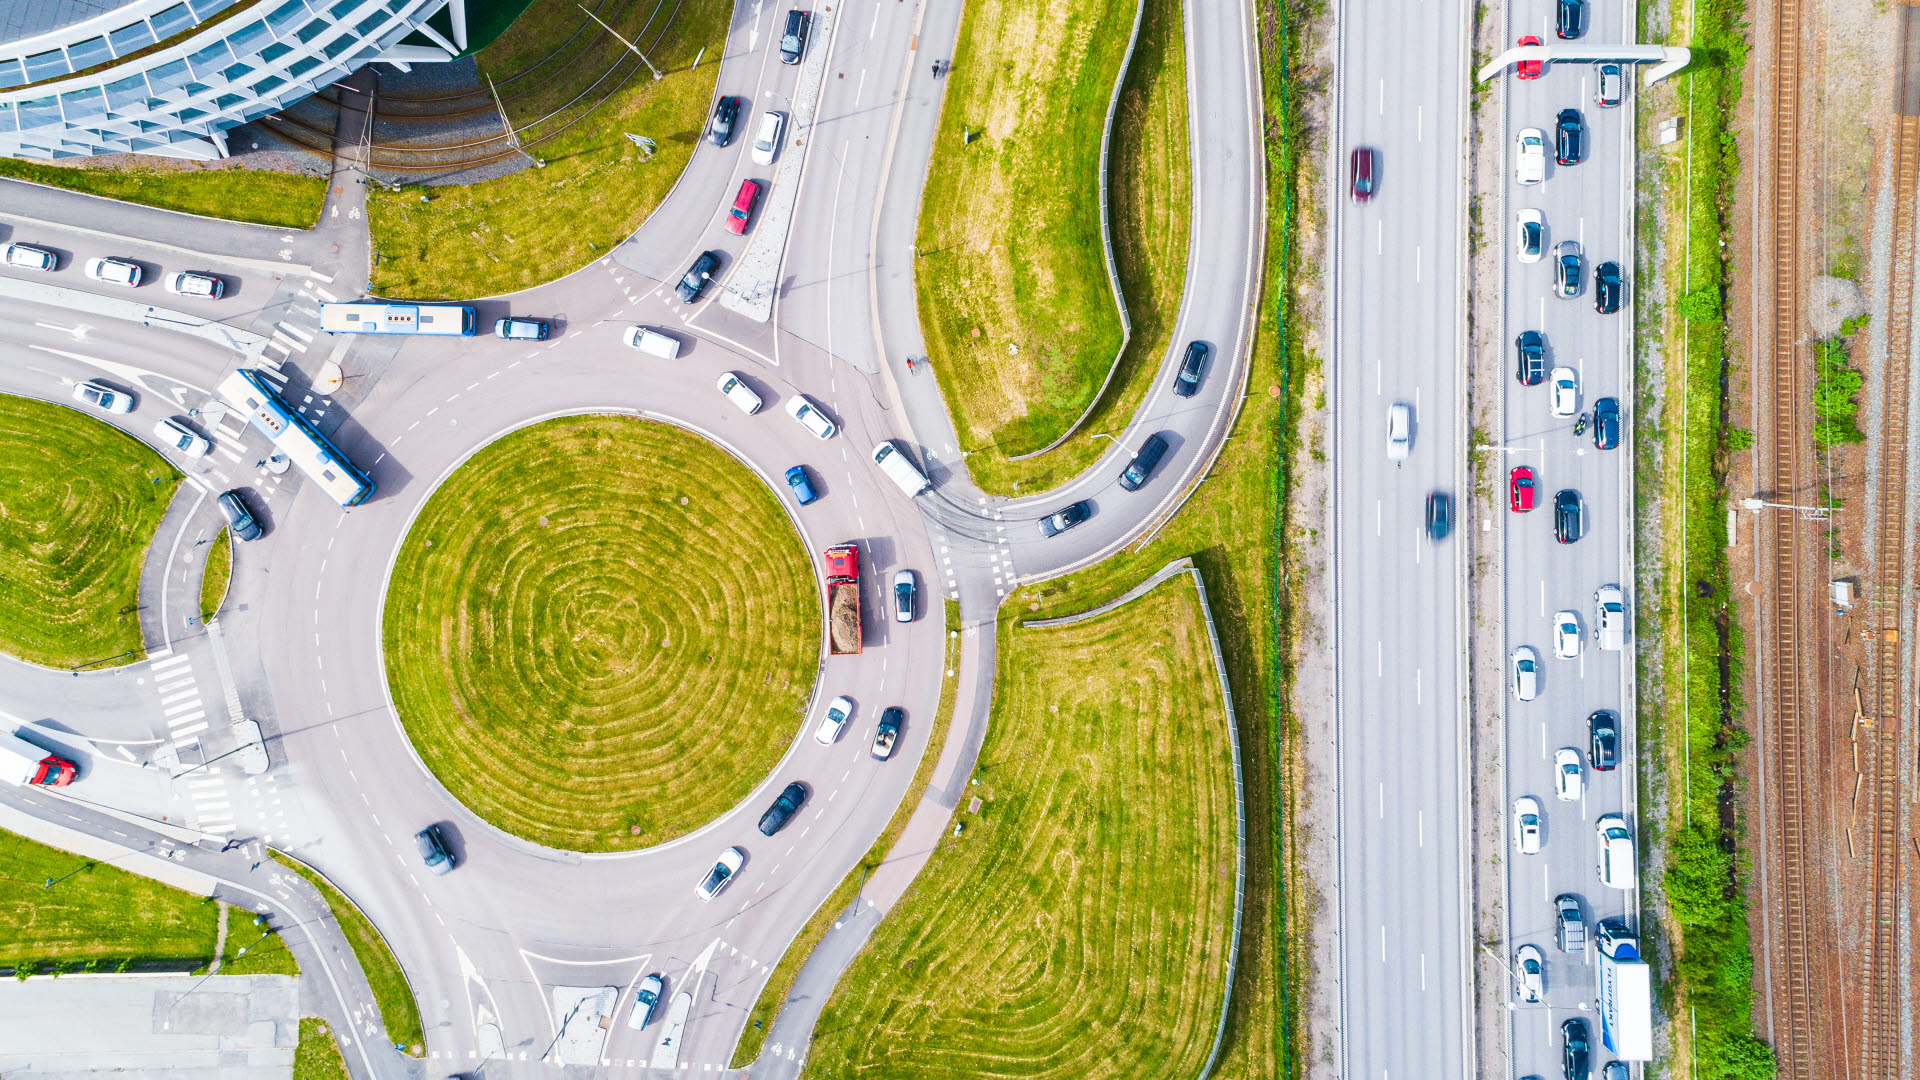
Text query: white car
4 243 56 271
1513 796 1543 855
785 394 836 439
814 695 853 744
1548 366 1580 416
751 110 786 166
1386 402 1412 463
1515 128 1546 185
1511 645 1540 701
1552 610 1582 658
85 256 142 287
1594 584 1627 651
73 380 134 414
695 846 745 901
1595 814 1636 889
152 417 210 458
626 973 663 1029
716 372 764 415
624 325 681 359
165 271 224 299
1553 748 1584 801
1515 208 1545 263
1514 944 1545 1003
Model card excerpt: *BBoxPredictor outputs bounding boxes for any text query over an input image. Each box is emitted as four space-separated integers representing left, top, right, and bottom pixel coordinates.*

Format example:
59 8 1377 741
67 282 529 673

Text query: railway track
1762 0 1815 1073
1859 15 1920 1075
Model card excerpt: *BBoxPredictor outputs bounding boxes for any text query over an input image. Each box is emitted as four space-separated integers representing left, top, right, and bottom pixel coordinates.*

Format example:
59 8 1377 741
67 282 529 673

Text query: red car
1350 147 1376 202
724 179 762 235
1510 466 1538 512
1516 36 1544 80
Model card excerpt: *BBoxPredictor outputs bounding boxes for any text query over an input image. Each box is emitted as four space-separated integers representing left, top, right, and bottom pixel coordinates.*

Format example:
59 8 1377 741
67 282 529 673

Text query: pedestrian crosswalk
148 652 210 748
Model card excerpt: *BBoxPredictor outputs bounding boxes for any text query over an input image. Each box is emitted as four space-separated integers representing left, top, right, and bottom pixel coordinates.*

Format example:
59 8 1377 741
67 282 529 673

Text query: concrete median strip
0 277 267 360
718 6 839 322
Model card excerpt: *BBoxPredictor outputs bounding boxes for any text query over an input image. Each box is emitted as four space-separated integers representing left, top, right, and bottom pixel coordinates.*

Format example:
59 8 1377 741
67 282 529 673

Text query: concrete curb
1020 559 1246 1080
0 800 217 897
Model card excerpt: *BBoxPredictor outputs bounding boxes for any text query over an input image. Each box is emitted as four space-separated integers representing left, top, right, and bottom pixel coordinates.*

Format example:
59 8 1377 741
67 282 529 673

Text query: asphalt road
1328 0 1476 1074
0 0 1264 1074
1496 3 1641 1077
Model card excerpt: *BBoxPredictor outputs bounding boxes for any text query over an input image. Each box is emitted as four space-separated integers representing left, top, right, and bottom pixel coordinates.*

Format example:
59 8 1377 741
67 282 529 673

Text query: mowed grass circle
0 393 178 669
382 415 818 852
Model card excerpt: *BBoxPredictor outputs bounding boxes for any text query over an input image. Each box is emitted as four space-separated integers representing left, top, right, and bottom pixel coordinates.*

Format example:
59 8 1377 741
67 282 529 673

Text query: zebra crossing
145 648 235 834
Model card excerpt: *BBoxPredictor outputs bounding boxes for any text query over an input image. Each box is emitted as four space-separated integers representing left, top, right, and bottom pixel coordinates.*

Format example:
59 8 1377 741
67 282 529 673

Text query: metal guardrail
1021 558 1246 1080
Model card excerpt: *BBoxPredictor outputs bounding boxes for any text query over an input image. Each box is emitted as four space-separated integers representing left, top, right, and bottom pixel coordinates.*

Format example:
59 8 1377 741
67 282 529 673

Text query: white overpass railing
1475 44 1691 85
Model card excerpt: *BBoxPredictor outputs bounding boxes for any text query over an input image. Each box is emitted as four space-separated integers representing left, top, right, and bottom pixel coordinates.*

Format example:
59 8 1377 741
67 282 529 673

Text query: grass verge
802 578 1237 1078
294 1018 352 1080
217 901 300 977
366 0 730 298
1643 0 1777 1074
383 415 816 851
0 159 325 229
953 0 1193 493
916 0 1138 465
275 853 425 1056
0 827 218 974
0 394 177 669
730 600 962 1068
201 528 231 623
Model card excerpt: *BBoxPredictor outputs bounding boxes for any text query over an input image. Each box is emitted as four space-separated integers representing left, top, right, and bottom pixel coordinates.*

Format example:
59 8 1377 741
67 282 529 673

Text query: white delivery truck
1596 920 1653 1061
872 441 931 497
1 730 77 787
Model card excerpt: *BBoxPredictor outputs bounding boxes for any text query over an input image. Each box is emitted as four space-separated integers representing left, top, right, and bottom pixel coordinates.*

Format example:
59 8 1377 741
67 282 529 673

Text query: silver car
626 974 664 1029
893 570 916 623
153 417 211 458
4 243 56 271
1386 402 1412 464
73 380 134 414
85 256 141 287
1514 944 1545 1003
814 695 853 744
696 846 745 901
1511 645 1541 701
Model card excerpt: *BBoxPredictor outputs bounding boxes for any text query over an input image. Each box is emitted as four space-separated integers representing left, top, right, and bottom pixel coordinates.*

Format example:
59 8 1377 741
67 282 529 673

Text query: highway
0 0 1263 1074
1495 2 1641 1077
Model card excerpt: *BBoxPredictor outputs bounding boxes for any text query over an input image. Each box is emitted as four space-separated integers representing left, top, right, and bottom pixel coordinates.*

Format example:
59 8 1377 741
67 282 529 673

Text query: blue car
785 465 819 505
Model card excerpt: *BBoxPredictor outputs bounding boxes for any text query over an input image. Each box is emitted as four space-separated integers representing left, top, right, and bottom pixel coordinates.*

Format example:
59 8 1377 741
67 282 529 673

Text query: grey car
893 569 916 623
413 824 455 876
218 489 265 542
1038 501 1091 537
627 974 664 1029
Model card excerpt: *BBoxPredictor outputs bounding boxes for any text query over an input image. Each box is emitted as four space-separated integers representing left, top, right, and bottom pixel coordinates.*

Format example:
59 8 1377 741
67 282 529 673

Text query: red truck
1 731 76 787
824 544 862 655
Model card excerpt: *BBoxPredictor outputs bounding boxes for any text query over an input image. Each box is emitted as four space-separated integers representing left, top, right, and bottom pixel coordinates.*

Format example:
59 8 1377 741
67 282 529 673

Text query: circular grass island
382 415 819 852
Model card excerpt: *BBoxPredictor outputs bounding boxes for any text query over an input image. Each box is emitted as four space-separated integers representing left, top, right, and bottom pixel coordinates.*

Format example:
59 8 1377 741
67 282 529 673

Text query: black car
1553 488 1583 544
1555 109 1584 166
413 825 455 876
757 781 808 835
218 489 264 541
779 9 810 65
1556 0 1585 38
1562 1017 1592 1080
1591 397 1621 449
1173 340 1208 397
1588 710 1619 770
1038 500 1091 537
1515 330 1546 385
785 465 819 505
708 96 740 146
675 250 720 303
1118 432 1170 491
871 706 903 761
1593 261 1623 313
1425 491 1452 542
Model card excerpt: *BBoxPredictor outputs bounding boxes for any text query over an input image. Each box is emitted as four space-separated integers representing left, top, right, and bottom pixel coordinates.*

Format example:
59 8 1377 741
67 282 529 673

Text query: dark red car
1509 466 1538 512
1350 147 1376 202
1516 35 1544 80
724 179 762 235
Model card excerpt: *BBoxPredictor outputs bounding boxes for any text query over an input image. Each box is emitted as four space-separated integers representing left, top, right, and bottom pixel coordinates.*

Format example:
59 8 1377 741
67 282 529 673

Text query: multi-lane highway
0 0 1263 1074
1496 4 1641 1078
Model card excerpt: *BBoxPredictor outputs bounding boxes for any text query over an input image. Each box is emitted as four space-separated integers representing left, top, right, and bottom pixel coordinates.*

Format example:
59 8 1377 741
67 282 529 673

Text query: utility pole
577 4 662 80
487 74 544 168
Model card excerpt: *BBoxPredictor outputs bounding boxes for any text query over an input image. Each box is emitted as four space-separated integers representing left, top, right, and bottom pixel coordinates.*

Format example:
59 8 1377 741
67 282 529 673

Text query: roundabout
381 414 819 852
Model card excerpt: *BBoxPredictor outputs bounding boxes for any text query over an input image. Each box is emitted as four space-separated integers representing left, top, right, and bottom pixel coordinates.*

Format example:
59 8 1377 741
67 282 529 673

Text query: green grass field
950 0 1192 493
801 577 1236 1078
367 0 730 298
294 1018 352 1080
217 901 300 977
276 854 424 1056
0 828 218 973
0 394 177 669
0 158 325 229
200 528 231 623
382 415 817 851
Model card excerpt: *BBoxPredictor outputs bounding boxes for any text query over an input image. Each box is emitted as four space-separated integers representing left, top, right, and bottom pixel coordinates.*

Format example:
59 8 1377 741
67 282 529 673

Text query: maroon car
1350 147 1376 202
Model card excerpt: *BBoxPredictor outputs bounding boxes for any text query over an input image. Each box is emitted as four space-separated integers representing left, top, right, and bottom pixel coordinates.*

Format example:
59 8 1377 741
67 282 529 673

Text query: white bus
217 369 375 507
320 302 476 336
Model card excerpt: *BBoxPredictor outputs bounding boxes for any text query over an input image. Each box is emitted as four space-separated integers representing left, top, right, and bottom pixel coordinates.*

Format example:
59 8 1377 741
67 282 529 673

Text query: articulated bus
217 369 375 507
320 301 476 336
